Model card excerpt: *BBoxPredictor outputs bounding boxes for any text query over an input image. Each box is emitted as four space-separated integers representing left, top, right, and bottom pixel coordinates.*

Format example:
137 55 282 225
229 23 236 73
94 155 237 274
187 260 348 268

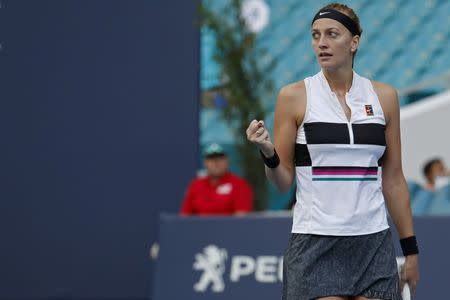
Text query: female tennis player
246 3 419 300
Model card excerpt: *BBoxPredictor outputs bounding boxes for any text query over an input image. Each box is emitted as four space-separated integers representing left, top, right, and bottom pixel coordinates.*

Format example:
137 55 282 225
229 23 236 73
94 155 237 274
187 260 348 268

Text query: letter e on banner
278 256 283 282
255 256 278 283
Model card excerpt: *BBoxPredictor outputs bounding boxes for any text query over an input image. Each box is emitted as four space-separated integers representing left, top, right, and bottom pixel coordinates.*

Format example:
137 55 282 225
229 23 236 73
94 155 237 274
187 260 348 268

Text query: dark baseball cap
203 143 226 158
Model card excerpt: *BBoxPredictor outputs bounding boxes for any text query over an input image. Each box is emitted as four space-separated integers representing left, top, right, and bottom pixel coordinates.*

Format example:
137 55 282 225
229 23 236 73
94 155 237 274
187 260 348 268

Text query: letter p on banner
230 256 256 282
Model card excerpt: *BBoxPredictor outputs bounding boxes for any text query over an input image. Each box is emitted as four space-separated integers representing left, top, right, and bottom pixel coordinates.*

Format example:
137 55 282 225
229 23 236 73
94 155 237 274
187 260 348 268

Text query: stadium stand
201 0 450 103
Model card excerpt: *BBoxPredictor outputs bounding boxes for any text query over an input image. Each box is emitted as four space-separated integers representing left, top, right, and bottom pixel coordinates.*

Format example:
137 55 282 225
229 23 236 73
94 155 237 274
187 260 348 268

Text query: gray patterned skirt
282 228 402 300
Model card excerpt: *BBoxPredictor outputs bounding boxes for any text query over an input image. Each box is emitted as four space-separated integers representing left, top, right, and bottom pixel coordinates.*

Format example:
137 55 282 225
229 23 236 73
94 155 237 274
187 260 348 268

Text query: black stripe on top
352 123 386 146
295 144 312 166
304 122 350 144
312 166 379 171
303 122 386 146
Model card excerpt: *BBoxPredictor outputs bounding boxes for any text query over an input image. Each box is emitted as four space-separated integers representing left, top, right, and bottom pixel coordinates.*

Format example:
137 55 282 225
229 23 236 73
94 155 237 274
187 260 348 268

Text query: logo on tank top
365 104 374 116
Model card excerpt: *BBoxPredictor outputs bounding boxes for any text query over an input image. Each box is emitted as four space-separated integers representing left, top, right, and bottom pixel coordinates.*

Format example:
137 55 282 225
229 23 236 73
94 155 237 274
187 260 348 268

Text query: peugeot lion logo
193 245 228 293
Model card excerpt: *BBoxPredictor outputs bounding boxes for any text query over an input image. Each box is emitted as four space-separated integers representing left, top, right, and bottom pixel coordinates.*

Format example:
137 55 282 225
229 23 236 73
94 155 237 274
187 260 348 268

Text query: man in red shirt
180 143 254 215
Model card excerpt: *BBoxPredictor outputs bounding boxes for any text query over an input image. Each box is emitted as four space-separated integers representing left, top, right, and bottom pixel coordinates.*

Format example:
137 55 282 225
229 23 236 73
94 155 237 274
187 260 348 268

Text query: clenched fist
246 120 274 157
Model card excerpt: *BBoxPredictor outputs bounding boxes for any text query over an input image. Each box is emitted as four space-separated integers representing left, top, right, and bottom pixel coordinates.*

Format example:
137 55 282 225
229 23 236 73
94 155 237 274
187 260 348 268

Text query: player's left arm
374 81 419 294
376 83 414 241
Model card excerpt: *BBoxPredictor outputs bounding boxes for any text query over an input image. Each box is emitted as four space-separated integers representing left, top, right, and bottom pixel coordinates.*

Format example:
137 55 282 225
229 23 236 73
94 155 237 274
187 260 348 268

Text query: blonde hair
319 2 363 36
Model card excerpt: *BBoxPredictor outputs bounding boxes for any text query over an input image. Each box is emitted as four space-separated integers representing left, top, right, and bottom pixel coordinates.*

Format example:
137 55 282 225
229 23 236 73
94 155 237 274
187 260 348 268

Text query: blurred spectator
180 143 254 215
422 158 450 191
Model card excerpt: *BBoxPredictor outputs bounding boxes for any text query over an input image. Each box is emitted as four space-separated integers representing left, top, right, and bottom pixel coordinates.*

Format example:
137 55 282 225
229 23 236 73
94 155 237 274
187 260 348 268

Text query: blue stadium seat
200 108 235 145
201 28 221 89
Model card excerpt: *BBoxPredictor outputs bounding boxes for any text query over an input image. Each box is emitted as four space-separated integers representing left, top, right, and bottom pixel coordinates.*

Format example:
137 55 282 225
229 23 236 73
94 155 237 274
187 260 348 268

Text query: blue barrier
152 213 450 300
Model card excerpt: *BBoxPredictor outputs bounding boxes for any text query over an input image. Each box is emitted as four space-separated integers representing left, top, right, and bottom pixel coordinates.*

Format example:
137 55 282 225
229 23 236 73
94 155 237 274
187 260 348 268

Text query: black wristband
400 235 419 256
260 149 280 168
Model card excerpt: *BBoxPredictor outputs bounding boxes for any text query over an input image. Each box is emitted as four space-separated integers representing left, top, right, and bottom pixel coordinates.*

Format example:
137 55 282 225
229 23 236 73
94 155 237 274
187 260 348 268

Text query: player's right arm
246 81 306 193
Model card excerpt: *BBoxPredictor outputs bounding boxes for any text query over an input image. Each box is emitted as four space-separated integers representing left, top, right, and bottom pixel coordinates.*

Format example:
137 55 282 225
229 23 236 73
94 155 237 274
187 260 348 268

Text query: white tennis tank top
292 70 389 235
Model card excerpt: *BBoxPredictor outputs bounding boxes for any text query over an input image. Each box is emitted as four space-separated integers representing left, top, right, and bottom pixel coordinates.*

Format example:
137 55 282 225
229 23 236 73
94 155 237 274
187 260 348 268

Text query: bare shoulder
276 80 306 125
371 80 399 122
279 80 306 101
371 80 398 103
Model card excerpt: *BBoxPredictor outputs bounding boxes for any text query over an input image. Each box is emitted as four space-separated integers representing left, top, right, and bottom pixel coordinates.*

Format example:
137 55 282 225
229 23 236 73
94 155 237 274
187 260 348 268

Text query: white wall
400 90 450 184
